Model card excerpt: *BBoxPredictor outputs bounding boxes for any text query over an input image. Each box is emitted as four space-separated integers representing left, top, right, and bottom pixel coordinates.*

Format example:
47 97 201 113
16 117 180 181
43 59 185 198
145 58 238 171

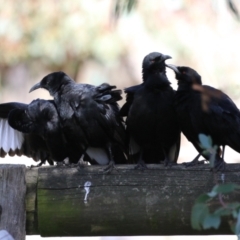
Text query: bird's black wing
119 84 143 160
70 83 127 164
95 83 126 147
0 100 67 164
94 84 128 160
201 86 240 152
0 102 28 118
167 89 181 163
9 99 68 163
29 72 127 165
9 99 58 134
70 83 124 144
120 84 142 117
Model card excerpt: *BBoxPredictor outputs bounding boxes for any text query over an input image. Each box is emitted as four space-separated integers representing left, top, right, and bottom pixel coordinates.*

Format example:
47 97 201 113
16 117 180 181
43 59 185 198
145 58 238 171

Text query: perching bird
166 64 240 170
29 72 127 170
0 99 68 166
120 52 181 168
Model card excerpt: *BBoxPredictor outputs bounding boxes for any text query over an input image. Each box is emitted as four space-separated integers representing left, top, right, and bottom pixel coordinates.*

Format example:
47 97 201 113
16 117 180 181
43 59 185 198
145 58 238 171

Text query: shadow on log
25 164 240 237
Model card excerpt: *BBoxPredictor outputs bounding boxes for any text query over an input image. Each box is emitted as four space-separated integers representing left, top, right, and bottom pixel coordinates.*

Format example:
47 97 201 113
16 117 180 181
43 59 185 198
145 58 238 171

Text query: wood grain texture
31 164 240 237
0 164 26 240
25 168 38 235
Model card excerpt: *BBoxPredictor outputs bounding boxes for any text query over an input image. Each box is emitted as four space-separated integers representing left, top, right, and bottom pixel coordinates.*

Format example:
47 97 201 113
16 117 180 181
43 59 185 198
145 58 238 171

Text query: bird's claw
134 161 148 170
183 159 207 167
164 158 177 167
29 160 45 169
103 161 118 174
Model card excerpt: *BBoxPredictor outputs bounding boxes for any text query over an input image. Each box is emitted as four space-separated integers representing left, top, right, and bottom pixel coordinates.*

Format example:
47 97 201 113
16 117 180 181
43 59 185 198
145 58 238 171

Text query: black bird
0 99 68 166
29 72 127 170
120 52 181 168
166 64 240 170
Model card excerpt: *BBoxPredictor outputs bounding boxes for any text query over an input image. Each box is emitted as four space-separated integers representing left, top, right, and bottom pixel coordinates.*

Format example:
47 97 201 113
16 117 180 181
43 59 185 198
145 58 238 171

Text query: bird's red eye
182 71 186 74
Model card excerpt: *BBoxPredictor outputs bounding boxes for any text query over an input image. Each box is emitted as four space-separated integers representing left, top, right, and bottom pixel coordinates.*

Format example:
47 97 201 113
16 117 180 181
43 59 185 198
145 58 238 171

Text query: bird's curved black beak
29 82 41 93
162 55 172 61
166 64 180 74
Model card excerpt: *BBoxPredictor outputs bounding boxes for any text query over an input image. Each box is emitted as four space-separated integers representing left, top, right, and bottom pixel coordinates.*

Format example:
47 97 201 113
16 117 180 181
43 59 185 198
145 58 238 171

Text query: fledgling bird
120 52 181 168
29 72 127 170
0 99 68 166
166 64 240 170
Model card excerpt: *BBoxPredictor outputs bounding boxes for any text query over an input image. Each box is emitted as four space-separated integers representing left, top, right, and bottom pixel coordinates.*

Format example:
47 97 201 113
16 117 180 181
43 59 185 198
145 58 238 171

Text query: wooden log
0 164 26 240
25 164 240 237
25 168 38 235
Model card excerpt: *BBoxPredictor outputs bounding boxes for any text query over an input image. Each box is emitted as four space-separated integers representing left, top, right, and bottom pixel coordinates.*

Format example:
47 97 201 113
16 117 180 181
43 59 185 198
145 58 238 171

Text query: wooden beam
0 164 26 240
26 168 38 235
25 164 240 237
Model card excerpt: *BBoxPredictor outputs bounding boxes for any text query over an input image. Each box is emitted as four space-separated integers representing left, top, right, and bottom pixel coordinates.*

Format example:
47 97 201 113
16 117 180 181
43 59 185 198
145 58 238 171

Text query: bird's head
142 52 171 81
166 65 202 86
29 71 73 96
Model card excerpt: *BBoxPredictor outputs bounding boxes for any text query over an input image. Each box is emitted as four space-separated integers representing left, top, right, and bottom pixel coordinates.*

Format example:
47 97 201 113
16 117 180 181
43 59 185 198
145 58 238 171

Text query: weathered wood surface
0 164 26 240
25 168 38 235
25 164 240 237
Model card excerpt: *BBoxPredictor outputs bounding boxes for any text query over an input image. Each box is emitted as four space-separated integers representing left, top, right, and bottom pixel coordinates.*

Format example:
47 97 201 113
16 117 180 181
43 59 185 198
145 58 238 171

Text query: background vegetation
1 1 240 239
1 0 240 164
1 0 240 101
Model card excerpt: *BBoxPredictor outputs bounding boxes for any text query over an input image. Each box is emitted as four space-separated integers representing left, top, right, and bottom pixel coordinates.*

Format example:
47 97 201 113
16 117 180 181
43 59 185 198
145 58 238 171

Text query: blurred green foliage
114 0 137 19
192 134 240 235
0 0 240 98
192 183 240 235
0 0 127 78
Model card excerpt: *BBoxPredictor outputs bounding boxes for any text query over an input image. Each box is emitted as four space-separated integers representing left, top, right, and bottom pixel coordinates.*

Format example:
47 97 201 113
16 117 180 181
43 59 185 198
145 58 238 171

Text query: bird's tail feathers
97 83 116 92
109 90 122 102
96 83 122 103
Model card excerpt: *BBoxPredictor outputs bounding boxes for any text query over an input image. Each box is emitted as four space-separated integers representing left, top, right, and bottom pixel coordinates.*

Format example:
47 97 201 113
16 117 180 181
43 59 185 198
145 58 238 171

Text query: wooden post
0 164 26 240
25 168 38 235
24 164 240 237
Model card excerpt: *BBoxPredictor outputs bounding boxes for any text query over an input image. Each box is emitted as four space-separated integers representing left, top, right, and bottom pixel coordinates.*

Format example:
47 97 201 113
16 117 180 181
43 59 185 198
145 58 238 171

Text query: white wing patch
86 147 109 165
0 119 24 152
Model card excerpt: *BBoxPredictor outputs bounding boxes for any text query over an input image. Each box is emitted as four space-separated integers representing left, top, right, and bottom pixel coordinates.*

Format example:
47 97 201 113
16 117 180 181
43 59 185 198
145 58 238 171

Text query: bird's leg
103 144 118 174
182 153 207 167
163 148 177 167
213 157 226 172
134 150 148 170
213 147 226 172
